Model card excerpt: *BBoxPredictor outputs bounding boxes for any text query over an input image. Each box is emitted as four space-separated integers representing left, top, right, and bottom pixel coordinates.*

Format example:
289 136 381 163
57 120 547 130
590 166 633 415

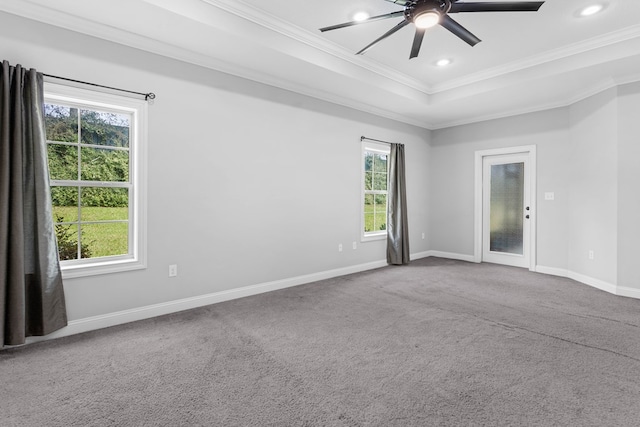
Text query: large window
44 84 147 277
362 142 389 241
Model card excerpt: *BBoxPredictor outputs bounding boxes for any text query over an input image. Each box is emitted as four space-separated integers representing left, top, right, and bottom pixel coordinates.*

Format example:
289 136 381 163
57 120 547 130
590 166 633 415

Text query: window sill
361 232 387 243
61 257 146 279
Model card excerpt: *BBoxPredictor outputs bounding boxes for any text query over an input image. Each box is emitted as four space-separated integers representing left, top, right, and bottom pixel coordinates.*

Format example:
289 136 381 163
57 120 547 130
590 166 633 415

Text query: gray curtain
387 143 410 265
1 60 67 346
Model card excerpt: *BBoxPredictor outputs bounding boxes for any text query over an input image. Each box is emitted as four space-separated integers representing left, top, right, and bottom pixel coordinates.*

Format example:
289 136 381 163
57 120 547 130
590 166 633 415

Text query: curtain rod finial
146 93 156 101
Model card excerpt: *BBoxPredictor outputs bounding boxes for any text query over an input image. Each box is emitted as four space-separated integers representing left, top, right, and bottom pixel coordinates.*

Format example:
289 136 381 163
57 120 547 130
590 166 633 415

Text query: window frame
361 141 390 242
44 82 148 278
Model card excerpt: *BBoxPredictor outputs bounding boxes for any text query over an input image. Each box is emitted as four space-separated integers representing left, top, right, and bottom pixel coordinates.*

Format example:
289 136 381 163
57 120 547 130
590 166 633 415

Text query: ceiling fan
319 0 545 59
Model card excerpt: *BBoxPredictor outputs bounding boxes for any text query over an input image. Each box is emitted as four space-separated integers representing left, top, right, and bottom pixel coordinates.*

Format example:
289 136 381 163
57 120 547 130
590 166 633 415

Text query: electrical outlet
352 241 357 250
545 192 555 201
169 264 178 277
588 250 594 260
338 244 343 252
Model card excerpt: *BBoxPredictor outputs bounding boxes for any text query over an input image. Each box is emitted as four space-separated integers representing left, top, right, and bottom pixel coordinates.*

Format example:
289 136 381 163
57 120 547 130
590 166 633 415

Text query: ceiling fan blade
320 11 405 32
450 1 544 13
440 15 481 46
356 20 411 55
409 28 426 59
384 0 412 5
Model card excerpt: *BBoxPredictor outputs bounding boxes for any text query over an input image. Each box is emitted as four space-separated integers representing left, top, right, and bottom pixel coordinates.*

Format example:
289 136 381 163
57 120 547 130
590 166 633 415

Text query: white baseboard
534 265 569 277
535 265 640 299
28 257 400 344
29 255 639 345
616 286 640 299
27 251 450 343
567 271 618 295
426 250 477 263
411 251 431 260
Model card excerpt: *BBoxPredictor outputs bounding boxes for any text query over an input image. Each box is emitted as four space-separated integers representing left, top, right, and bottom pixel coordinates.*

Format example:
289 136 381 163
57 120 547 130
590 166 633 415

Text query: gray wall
1 12 430 321
3 10 638 326
431 85 639 291
568 88 618 285
617 82 640 290
429 109 571 268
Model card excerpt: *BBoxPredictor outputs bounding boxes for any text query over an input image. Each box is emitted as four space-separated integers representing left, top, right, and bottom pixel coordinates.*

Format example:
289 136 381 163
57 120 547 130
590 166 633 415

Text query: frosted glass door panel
490 162 524 255
481 151 531 269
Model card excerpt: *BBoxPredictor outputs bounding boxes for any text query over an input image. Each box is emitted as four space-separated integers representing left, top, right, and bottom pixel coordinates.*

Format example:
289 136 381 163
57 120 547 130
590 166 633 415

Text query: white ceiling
2 0 640 129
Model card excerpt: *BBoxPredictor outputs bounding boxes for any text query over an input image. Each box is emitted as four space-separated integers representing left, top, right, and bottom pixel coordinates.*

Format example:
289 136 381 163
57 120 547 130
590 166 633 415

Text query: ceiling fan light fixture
414 11 440 29
319 0 546 58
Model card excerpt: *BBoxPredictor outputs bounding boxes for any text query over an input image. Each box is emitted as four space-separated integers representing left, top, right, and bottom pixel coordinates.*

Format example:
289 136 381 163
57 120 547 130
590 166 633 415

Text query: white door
482 153 531 268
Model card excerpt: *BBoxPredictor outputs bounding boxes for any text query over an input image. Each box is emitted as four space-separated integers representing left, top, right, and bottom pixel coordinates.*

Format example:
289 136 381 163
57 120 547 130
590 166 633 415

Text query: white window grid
361 141 390 242
45 82 147 278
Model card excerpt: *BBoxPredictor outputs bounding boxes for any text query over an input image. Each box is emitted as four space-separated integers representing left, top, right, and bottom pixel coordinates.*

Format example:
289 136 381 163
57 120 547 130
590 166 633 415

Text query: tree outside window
44 84 147 277
46 103 131 261
363 143 389 239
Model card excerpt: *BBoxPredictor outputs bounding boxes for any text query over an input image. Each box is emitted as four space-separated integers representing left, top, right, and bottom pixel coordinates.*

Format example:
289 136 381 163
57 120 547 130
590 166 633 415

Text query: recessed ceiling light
436 58 452 67
579 4 604 17
353 11 370 22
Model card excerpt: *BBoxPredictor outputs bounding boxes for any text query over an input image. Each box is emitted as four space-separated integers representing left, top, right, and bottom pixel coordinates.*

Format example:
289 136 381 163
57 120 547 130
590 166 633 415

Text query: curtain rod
361 136 403 146
43 73 156 101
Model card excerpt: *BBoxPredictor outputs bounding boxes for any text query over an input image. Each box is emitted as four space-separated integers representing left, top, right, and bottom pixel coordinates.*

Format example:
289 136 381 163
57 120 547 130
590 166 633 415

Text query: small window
44 83 147 277
362 141 390 241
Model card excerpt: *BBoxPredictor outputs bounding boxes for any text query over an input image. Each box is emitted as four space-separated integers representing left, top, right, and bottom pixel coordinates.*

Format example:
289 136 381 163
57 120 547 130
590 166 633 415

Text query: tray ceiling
1 0 640 128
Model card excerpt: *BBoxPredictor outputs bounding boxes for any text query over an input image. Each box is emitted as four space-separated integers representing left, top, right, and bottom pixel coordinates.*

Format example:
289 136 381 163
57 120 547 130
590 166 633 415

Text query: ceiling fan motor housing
405 0 452 23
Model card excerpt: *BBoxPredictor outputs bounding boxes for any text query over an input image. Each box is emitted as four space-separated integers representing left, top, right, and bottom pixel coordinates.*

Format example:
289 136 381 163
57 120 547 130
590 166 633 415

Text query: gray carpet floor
3 257 640 426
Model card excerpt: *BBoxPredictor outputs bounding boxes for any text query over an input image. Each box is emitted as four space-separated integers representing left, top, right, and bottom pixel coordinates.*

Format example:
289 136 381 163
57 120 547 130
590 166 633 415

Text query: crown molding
0 0 432 128
432 23 640 93
613 71 640 87
2 0 639 131
198 0 431 94
197 0 640 98
431 79 614 129
431 74 640 130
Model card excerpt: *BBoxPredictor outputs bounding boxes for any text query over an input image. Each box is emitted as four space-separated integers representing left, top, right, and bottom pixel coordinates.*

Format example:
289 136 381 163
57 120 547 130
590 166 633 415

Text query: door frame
474 145 537 271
